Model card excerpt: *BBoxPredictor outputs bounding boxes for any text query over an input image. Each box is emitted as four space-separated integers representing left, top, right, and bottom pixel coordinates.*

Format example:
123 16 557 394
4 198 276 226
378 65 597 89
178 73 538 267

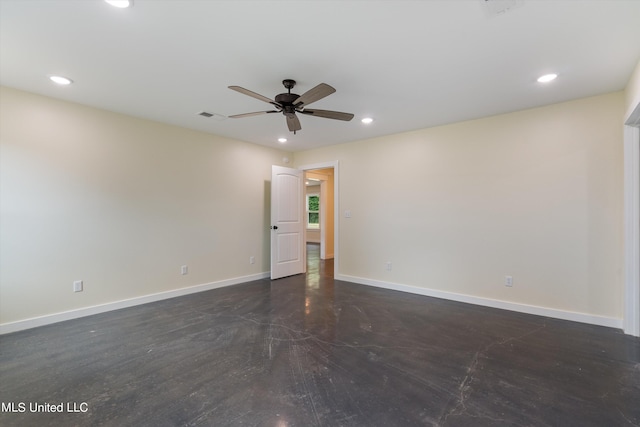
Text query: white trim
337 274 623 330
0 272 270 335
298 161 340 276
303 170 328 256
320 180 327 258
623 120 640 337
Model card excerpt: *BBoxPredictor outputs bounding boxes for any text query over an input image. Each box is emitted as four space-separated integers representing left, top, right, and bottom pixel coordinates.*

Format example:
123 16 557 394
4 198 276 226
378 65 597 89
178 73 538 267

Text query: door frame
623 102 640 337
299 161 339 278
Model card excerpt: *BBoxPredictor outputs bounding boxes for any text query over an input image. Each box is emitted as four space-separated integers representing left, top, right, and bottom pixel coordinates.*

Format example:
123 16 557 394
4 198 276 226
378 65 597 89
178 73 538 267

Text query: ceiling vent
482 0 524 17
197 111 226 121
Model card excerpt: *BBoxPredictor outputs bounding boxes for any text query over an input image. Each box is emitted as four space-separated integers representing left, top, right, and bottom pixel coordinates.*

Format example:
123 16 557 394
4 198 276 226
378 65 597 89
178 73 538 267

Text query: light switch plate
73 280 83 292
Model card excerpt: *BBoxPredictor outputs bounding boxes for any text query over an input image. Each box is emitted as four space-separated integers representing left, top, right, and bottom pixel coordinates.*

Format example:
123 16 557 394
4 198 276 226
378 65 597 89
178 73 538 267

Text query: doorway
304 167 334 260
300 161 339 279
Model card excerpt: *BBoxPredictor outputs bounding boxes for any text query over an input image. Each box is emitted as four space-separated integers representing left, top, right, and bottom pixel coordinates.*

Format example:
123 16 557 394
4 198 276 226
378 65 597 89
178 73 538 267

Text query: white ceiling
1 0 639 151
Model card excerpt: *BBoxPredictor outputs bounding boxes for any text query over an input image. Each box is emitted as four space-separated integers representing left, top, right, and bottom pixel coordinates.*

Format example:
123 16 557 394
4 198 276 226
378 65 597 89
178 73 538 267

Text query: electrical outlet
386 262 392 271
249 256 255 265
73 280 83 292
181 265 188 275
505 275 513 287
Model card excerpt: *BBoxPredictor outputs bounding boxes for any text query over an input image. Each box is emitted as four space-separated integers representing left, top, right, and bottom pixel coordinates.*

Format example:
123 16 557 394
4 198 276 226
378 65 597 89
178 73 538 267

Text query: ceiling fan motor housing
277 79 301 114
275 93 301 109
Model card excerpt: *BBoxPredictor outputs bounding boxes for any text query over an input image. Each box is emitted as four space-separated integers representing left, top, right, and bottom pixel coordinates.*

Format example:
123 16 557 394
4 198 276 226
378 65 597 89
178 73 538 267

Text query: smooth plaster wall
294 92 625 319
0 86 290 325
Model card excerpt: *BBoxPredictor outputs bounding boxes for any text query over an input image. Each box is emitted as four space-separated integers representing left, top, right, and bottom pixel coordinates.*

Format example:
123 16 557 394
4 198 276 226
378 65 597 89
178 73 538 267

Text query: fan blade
286 114 301 132
293 83 336 107
299 109 354 121
228 86 281 107
229 110 279 119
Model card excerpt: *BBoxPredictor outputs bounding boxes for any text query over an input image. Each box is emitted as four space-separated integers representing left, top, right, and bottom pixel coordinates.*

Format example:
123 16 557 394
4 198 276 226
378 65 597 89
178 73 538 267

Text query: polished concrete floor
1 244 639 426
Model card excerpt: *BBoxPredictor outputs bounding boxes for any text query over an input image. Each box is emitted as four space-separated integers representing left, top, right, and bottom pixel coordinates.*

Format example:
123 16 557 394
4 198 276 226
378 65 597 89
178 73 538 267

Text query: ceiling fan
228 79 354 134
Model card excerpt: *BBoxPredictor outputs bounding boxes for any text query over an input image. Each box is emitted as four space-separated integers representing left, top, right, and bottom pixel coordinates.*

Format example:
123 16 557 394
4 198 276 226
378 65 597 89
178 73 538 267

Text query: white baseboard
0 272 270 335
337 274 623 330
3 272 623 335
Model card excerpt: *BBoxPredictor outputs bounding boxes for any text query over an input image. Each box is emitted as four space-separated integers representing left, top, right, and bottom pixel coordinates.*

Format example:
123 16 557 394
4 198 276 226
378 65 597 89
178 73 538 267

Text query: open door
271 165 305 280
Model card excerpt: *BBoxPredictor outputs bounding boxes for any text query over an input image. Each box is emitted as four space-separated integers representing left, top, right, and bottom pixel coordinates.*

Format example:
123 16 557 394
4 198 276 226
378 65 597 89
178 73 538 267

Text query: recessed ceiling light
361 117 374 124
537 73 558 83
105 0 132 8
49 75 73 85
278 138 287 143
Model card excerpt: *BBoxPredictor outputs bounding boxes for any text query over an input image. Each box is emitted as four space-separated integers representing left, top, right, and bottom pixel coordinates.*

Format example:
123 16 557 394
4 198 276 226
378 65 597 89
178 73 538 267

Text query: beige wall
294 92 625 319
0 86 291 325
0 86 627 327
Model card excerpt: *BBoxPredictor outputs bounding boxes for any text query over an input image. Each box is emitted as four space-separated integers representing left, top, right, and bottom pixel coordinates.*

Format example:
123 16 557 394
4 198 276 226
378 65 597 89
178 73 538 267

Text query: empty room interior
1 1 640 426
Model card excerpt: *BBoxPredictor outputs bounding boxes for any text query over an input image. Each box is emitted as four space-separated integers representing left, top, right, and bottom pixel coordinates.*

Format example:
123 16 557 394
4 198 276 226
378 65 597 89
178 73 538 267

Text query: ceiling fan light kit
228 79 354 134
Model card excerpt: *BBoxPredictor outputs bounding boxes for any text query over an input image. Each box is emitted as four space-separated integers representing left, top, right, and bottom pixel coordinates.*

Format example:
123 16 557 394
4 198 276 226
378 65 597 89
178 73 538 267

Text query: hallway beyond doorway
306 242 333 281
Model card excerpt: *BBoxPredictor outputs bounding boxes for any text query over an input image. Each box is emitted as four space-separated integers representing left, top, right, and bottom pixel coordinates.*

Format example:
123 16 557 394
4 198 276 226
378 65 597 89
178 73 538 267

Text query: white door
271 165 305 279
